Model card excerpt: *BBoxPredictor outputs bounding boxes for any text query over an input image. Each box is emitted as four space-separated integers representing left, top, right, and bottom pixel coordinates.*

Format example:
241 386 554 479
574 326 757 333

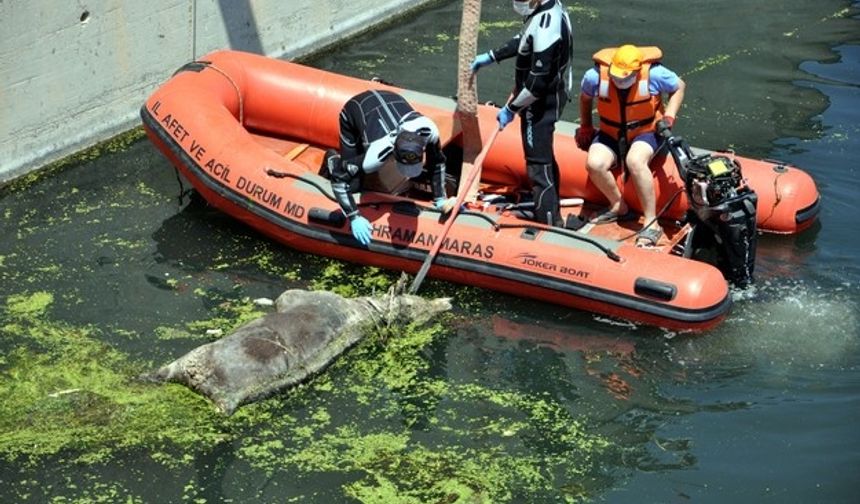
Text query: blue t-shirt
580 64 680 97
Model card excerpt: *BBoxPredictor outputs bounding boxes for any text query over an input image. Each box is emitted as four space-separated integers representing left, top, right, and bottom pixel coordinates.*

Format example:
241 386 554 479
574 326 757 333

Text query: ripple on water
674 278 859 371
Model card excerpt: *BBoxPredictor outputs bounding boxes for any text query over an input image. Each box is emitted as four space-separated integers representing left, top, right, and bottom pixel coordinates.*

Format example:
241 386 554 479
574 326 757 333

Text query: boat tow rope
188 60 245 125
265 169 339 203
173 168 195 206
265 168 622 261
758 165 786 228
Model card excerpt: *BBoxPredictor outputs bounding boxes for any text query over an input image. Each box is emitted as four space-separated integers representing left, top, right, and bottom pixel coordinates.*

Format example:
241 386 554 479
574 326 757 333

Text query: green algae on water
309 263 396 298
225 295 612 502
6 291 54 319
0 292 228 464
184 295 267 338
0 271 613 502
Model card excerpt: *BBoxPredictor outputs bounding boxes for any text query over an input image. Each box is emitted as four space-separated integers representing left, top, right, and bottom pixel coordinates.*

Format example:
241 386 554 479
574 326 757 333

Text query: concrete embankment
0 0 436 183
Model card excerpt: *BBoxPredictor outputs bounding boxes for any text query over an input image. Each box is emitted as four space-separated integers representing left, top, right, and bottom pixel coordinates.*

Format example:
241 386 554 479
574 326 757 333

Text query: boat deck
249 132 682 253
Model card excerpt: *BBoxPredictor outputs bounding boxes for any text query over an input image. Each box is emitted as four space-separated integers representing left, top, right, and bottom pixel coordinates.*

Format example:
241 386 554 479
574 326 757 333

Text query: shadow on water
151 191 253 271
754 224 822 279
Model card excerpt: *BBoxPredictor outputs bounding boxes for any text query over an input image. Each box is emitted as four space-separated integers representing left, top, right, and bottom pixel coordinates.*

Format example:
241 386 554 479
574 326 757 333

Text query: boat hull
139 50 817 330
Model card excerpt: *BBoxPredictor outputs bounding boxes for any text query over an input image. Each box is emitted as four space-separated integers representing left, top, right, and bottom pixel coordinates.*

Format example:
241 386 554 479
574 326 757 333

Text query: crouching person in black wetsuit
471 0 574 228
322 90 456 246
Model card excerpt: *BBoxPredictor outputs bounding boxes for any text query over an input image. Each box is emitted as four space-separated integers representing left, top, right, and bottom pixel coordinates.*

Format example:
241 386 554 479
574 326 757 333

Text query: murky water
1 1 858 502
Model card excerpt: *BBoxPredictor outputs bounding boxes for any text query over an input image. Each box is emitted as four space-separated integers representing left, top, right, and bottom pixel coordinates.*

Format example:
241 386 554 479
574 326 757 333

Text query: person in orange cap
575 44 686 247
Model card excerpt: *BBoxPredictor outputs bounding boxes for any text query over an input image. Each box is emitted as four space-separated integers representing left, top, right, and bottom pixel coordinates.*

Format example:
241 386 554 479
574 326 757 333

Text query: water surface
1 1 858 502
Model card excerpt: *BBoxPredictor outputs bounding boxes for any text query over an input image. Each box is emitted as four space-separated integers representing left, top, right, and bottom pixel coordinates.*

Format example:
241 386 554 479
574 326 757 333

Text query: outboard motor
657 121 758 287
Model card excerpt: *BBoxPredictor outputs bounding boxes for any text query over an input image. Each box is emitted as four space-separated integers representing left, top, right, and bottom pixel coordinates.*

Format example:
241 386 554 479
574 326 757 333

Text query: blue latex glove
433 196 457 214
350 215 372 246
470 52 494 73
497 106 515 130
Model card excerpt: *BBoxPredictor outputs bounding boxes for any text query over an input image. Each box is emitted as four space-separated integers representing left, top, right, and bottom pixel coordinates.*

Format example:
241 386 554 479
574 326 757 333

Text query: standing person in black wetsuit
470 0 573 228
322 90 455 246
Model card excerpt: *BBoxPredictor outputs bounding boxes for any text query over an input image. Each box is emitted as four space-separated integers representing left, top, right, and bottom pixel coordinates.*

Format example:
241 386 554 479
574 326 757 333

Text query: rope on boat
265 168 338 203
173 168 194 206
204 62 245 125
264 168 622 261
616 187 686 243
758 166 786 228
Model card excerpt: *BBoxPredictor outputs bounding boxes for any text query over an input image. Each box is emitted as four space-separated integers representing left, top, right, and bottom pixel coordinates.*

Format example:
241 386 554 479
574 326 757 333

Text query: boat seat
284 143 310 160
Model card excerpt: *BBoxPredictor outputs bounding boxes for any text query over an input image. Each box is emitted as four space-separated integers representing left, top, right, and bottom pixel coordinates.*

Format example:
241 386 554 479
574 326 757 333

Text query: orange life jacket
593 46 665 142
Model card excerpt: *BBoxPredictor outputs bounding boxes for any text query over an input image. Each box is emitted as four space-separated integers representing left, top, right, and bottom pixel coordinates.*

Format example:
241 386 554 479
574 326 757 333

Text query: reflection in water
753 225 821 279
465 314 730 477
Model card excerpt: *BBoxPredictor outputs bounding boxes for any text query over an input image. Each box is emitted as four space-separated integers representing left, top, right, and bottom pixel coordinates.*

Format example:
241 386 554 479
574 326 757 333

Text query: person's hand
662 115 675 129
575 125 596 151
497 106 515 130
470 52 494 73
433 196 457 214
350 215 372 246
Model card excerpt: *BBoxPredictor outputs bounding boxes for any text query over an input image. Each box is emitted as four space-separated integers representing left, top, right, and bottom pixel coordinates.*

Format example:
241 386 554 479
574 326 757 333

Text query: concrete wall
0 0 435 183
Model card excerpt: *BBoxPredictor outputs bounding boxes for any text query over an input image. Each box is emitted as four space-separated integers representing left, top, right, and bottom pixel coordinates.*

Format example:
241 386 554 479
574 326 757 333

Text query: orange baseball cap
609 45 643 78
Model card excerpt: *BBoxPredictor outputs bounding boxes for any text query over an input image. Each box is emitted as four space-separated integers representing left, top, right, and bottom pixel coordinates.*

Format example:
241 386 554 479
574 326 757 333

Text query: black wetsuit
327 90 447 219
489 0 573 226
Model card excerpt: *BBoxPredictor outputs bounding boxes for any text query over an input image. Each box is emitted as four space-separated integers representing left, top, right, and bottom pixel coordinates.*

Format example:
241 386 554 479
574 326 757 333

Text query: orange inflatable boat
141 50 820 330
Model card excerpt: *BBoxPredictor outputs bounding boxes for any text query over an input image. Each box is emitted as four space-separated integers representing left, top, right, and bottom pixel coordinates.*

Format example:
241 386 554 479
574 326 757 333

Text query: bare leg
586 143 627 214
625 141 657 227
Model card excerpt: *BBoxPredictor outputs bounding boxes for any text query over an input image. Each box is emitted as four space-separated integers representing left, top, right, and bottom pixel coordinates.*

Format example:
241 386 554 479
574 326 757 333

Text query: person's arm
663 78 685 121
574 69 598 150
426 139 448 200
338 100 368 169
472 35 520 72
651 66 685 126
332 100 366 218
330 158 361 219
578 68 600 126
490 35 521 63
574 92 596 150
507 36 559 112
332 131 393 217
579 93 594 127
330 152 374 246
333 96 376 246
